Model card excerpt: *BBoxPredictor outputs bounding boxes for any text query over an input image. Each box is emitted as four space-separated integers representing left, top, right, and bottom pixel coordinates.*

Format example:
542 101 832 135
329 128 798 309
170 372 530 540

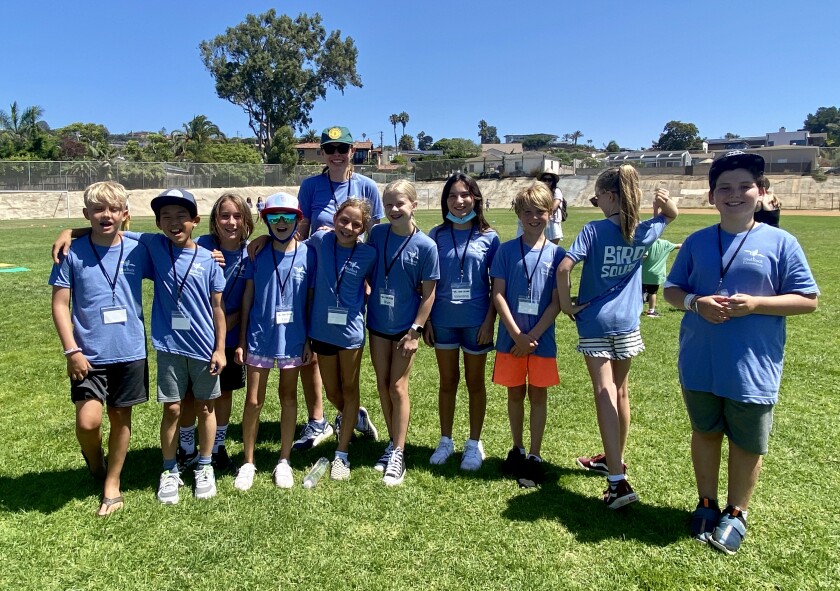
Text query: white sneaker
330 456 351 481
460 439 486 471
272 460 294 489
157 470 184 504
193 464 217 500
429 436 455 465
234 462 257 491
374 440 394 472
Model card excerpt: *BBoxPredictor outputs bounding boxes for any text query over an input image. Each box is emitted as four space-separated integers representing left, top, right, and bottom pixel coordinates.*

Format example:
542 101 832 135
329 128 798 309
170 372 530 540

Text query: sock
526 454 542 462
198 455 212 467
607 474 626 484
163 458 178 473
440 435 453 444
213 425 227 453
335 450 349 462
179 426 196 454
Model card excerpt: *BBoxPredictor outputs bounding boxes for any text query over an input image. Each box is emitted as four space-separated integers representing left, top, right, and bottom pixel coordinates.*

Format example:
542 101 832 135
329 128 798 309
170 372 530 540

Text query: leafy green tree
398 134 415 151
431 138 480 159
605 140 621 153
142 133 175 162
265 125 299 167
417 131 433 151
522 134 555 150
0 101 50 157
171 115 225 162
478 120 499 144
200 10 362 161
300 128 319 143
207 140 262 164
803 106 840 146
389 114 399 152
653 121 702 150
724 132 741 139
55 122 110 146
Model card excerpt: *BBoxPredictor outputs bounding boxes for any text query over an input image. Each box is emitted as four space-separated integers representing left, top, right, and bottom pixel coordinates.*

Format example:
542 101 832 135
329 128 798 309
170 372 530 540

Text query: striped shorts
577 329 644 360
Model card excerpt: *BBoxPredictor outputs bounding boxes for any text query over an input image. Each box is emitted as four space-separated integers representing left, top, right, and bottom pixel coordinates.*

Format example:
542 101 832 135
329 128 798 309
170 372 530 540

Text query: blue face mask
446 210 477 224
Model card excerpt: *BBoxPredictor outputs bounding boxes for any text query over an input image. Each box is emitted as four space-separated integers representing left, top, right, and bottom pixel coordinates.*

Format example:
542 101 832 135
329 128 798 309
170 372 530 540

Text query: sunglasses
322 143 351 155
265 213 298 225
590 189 613 207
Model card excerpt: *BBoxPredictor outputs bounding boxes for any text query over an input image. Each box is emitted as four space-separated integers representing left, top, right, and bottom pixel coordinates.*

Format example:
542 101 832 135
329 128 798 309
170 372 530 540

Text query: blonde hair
383 179 417 204
335 197 372 229
84 181 128 210
596 165 641 244
209 193 254 246
514 182 554 217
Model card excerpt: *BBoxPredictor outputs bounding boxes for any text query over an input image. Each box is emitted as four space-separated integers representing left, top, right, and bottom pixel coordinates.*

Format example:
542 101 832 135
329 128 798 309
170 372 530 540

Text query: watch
410 323 423 334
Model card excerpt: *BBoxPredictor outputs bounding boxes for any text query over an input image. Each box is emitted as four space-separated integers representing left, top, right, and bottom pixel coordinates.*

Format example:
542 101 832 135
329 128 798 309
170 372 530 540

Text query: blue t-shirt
307 230 376 349
429 224 500 328
666 223 819 404
298 172 384 231
490 238 565 358
196 235 249 348
566 216 667 338
49 235 153 364
243 241 315 359
125 232 226 361
366 223 440 334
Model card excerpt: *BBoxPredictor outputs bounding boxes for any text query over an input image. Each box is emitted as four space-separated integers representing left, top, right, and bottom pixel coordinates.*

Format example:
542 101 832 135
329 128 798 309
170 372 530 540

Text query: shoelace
385 450 404 478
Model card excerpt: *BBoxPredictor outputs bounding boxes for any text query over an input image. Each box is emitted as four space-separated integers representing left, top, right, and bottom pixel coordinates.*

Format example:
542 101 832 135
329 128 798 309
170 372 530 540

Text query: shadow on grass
502 468 689 546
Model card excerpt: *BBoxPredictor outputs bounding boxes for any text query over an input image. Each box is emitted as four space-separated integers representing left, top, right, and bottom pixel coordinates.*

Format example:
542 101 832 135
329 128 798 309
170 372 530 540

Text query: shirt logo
742 248 765 267
189 262 205 277
540 261 554 276
121 260 136 275
600 245 647 278
292 265 306 280
405 250 419 266
344 260 360 276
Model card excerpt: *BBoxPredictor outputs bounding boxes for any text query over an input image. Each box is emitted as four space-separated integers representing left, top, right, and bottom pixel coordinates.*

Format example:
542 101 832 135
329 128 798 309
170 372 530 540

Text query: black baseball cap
709 150 765 190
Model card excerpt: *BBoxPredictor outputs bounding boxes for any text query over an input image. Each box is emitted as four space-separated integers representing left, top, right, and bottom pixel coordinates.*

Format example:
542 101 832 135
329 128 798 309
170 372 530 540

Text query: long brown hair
595 165 641 244
440 173 492 233
209 192 254 246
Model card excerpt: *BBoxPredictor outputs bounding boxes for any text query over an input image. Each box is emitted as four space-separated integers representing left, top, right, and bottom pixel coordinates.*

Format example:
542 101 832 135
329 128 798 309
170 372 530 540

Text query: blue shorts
682 389 774 455
433 325 493 355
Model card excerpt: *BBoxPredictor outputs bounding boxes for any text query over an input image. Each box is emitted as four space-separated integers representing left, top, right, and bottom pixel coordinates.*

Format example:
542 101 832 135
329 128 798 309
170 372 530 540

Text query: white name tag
101 306 127 325
171 311 191 331
379 289 395 308
517 296 538 316
451 282 471 300
327 306 348 325
275 307 293 324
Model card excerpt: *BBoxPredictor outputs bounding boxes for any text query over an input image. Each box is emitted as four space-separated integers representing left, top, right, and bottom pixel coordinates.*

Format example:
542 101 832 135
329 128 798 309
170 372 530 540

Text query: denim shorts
682 388 774 455
432 325 493 355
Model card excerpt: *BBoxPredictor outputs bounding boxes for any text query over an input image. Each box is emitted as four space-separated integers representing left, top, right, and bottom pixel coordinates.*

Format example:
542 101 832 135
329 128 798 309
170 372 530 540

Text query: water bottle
302 457 330 489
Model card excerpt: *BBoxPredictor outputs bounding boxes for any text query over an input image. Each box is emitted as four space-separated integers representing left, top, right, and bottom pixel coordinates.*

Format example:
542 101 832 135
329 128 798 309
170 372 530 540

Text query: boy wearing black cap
663 151 819 554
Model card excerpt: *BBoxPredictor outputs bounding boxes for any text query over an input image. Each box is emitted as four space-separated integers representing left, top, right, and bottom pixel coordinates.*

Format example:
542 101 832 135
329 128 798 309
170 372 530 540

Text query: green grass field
0 209 837 590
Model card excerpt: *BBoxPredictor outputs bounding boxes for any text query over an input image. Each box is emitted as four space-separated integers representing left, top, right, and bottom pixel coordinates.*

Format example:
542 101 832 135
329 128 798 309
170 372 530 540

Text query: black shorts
642 283 660 296
219 347 246 391
71 358 149 408
368 327 409 342
309 338 344 357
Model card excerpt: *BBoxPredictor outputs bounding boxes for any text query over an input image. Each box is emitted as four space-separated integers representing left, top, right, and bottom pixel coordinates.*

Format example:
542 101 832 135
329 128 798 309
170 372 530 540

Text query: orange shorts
492 352 559 388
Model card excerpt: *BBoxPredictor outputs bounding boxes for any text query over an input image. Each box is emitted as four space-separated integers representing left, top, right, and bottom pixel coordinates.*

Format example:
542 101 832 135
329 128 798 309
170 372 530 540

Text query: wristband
690 296 700 313
64 347 82 356
410 323 423 335
683 293 696 311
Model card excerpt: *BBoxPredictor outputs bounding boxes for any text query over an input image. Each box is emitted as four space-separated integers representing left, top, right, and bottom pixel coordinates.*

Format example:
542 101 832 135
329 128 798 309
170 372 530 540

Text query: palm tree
570 130 584 145
561 133 571 143
0 101 45 151
389 114 399 152
301 128 319 143
398 111 409 137
171 115 225 161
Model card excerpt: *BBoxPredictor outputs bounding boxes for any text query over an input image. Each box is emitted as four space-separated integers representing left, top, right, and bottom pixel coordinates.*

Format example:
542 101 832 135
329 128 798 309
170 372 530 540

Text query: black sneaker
517 456 545 488
211 445 236 475
603 478 639 509
176 446 198 472
501 447 526 478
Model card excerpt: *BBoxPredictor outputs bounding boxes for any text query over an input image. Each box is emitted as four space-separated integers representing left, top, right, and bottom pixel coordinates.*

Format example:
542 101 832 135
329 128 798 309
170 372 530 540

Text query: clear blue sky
2 1 836 150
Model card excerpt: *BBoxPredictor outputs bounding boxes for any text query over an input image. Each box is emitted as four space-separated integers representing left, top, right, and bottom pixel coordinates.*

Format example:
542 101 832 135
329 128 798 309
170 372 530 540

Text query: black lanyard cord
270 241 298 302
717 222 755 282
88 234 123 306
519 237 547 295
383 226 417 283
168 241 199 309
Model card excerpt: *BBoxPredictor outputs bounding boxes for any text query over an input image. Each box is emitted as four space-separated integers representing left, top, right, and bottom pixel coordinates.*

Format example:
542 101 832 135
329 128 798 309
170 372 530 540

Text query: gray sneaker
194 465 217 500
293 418 334 451
157 470 184 505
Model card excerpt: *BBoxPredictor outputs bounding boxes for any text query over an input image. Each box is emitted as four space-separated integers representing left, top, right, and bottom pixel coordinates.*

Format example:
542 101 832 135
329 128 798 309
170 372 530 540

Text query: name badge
275 306 293 325
379 288 396 308
451 282 471 301
327 306 349 325
101 306 127 325
517 296 538 316
171 311 191 331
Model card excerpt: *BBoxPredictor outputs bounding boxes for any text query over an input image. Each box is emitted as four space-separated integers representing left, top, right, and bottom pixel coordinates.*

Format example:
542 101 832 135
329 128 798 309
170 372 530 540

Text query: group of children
50 149 818 557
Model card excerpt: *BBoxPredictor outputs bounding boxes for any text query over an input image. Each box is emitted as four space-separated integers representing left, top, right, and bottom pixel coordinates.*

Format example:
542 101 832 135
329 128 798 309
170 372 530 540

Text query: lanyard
333 235 358 304
449 225 474 280
328 173 353 208
519 237 546 297
270 241 298 302
717 222 754 284
88 234 123 306
168 241 199 310
383 226 416 286
218 241 244 304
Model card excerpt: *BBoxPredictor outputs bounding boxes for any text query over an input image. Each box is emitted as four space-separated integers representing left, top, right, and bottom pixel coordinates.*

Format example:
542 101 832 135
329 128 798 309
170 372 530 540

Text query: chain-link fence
0 161 414 192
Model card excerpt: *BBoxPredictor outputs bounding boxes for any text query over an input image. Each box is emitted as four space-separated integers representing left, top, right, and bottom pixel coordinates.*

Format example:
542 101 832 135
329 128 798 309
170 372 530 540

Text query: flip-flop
97 496 124 517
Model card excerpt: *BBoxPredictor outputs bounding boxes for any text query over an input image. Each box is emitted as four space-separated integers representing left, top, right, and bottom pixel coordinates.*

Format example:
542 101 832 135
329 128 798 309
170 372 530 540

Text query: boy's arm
527 287 561 342
235 280 254 365
51 286 92 380
663 285 730 325
209 292 227 375
492 278 532 357
52 227 92 264
724 292 818 318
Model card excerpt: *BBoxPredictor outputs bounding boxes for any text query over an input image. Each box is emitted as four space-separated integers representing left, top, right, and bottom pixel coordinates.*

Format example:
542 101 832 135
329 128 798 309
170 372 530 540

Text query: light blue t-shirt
490 238 565 358
126 232 226 361
307 230 376 349
196 235 249 348
49 235 153 364
666 223 819 404
366 223 440 334
298 172 385 231
242 241 315 359
566 216 666 338
429 224 500 328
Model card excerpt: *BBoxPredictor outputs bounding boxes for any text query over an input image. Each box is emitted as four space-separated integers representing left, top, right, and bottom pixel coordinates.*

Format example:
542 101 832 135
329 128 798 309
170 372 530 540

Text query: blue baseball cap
151 188 198 218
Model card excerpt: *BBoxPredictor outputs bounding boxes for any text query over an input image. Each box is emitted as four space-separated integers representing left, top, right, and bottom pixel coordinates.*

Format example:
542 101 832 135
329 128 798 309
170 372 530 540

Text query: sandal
97 495 124 517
